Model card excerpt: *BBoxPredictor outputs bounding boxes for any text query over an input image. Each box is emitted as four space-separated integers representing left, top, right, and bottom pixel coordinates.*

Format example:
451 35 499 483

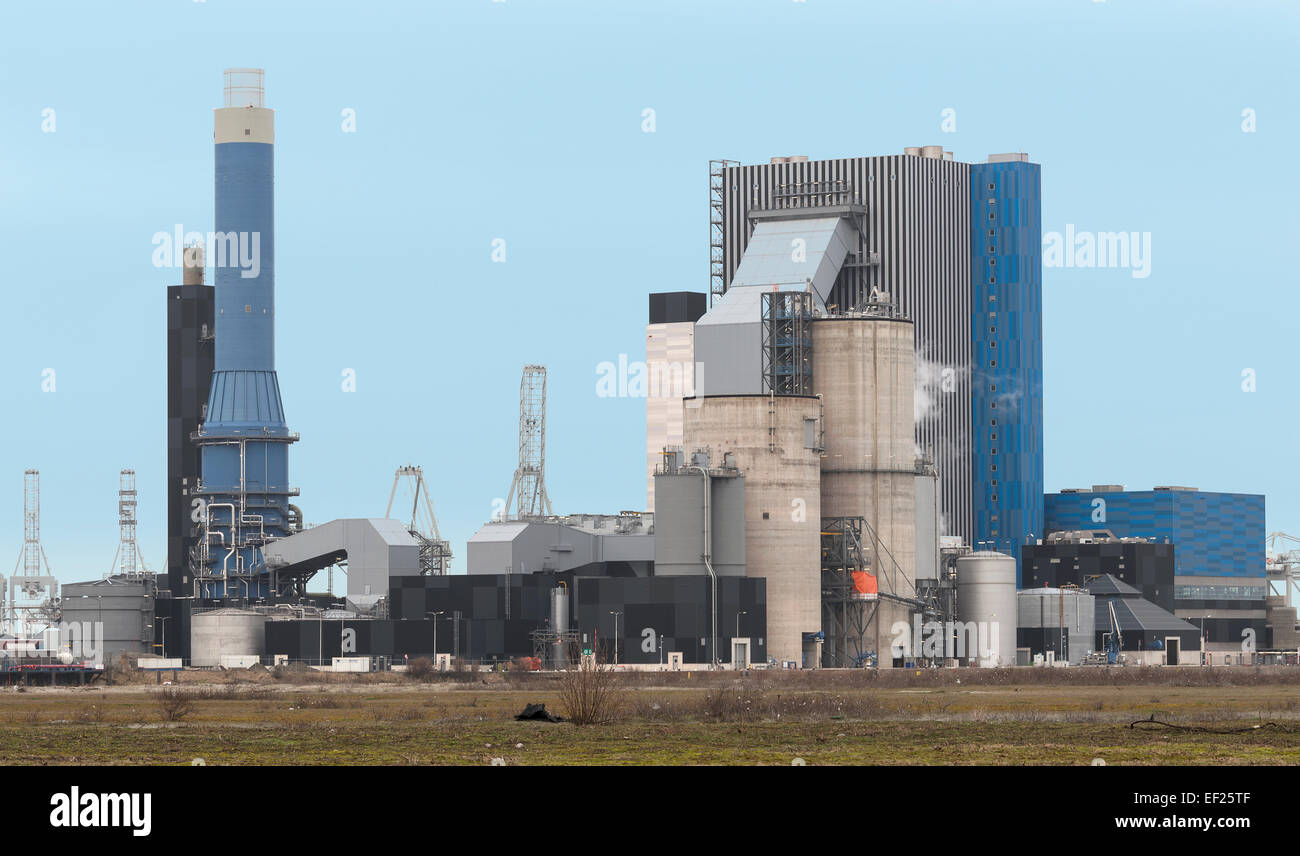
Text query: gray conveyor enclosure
262 518 420 605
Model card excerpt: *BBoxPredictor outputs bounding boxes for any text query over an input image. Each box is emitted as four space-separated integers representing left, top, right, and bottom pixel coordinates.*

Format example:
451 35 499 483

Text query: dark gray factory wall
389 572 566 624
1022 542 1176 612
572 575 766 665
356 572 769 664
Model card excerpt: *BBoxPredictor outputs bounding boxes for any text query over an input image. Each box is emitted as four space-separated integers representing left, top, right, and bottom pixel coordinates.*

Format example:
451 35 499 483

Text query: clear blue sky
0 0 1296 584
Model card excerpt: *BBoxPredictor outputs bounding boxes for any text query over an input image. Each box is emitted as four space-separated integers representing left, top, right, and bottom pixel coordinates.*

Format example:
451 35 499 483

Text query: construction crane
385 465 452 575
1266 532 1300 607
504 365 553 519
1102 600 1124 664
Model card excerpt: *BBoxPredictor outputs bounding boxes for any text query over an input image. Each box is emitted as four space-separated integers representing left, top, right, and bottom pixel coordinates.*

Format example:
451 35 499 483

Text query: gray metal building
719 153 973 547
652 459 745 577
466 513 655 578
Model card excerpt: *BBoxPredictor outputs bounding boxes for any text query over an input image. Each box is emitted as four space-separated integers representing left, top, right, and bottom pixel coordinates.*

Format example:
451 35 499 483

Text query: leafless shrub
556 645 625 726
406 657 436 681
157 688 198 722
209 683 274 700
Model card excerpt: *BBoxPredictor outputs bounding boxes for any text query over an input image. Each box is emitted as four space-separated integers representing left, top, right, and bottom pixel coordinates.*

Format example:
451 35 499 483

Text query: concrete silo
683 395 822 666
813 312 918 666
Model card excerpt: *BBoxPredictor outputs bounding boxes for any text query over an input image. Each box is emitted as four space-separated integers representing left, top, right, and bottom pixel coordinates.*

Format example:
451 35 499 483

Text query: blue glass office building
1044 488 1265 578
970 158 1044 583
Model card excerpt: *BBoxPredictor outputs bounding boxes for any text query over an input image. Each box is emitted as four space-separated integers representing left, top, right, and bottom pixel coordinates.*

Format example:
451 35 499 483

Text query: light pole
609 611 622 665
733 610 747 670
427 611 444 668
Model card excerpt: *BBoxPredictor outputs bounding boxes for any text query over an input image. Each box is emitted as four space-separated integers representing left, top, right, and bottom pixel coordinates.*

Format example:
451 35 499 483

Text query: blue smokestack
194 69 298 599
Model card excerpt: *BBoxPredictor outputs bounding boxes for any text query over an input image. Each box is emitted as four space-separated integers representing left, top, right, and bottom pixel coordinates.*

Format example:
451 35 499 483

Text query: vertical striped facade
722 155 975 546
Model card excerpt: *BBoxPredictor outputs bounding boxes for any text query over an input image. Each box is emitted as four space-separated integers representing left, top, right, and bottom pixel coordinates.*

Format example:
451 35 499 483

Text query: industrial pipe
685 465 717 669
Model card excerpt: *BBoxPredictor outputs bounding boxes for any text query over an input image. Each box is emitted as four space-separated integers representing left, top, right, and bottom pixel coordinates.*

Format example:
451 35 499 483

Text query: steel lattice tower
111 469 146 577
21 470 41 577
8 469 57 635
504 365 552 519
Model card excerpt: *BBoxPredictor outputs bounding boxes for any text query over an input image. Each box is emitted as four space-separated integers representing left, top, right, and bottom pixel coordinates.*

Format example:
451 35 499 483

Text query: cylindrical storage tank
956 552 1017 666
550 586 569 632
812 317 917 598
903 146 922 157
550 587 570 668
683 395 822 667
921 145 944 159
191 608 266 667
59 577 158 665
1016 588 1096 665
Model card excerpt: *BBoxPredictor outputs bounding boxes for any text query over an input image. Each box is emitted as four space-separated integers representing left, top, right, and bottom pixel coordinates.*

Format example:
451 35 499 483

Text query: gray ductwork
262 518 421 600
694 215 858 395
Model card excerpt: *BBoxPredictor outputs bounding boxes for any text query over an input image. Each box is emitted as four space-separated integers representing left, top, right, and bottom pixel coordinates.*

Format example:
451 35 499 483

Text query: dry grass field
2 666 1299 765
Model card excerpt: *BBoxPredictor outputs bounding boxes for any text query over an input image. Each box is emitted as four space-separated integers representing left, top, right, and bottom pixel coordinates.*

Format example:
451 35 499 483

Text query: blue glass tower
970 157 1043 584
193 69 297 598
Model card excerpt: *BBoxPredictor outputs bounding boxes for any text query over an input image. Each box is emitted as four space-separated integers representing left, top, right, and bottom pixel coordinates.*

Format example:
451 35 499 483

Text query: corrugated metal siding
722 155 973 546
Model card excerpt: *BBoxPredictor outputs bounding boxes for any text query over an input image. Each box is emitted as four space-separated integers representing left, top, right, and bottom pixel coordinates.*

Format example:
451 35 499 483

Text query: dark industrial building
1085 575 1201 658
1021 531 1175 612
165 265 214 598
263 572 767 666
648 291 707 326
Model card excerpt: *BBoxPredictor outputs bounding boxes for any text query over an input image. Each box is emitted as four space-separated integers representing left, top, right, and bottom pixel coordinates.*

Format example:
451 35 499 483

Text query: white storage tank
191 608 266 667
955 552 1017 666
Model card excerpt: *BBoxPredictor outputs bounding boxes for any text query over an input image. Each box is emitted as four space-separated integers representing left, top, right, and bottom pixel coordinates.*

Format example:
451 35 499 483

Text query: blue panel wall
197 137 294 598
1043 490 1265 578
213 142 275 372
970 160 1044 585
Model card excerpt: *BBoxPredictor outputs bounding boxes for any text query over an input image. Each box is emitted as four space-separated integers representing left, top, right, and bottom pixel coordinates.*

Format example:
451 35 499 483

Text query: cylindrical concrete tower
194 69 297 598
813 316 917 596
813 314 917 668
683 395 822 666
